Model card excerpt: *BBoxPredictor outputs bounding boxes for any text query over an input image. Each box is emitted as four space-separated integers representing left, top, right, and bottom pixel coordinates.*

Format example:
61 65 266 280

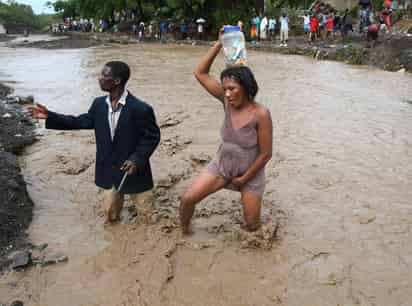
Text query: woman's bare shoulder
254 102 271 120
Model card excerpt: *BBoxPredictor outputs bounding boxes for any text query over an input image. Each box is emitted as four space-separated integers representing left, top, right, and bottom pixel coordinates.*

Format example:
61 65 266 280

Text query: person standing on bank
179 29 273 234
28 61 160 224
279 13 289 47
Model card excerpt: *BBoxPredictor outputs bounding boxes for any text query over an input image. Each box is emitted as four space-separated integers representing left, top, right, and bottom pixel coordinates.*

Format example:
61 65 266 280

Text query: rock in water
11 251 32 270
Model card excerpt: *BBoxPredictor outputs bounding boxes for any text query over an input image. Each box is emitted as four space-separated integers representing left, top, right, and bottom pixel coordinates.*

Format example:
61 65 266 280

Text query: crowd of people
50 0 407 47
305 2 355 43
51 17 96 33
131 19 207 41
304 0 397 44
245 9 352 46
51 15 208 42
246 0 401 47
248 13 290 46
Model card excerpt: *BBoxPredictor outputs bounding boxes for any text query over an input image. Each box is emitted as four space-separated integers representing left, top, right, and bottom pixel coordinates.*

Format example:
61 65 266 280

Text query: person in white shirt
303 12 310 35
148 22 153 38
197 19 205 40
279 13 289 47
260 15 268 40
268 17 277 41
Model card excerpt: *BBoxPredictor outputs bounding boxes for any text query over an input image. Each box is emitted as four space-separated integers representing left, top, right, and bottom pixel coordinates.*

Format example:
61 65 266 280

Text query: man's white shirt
106 90 128 140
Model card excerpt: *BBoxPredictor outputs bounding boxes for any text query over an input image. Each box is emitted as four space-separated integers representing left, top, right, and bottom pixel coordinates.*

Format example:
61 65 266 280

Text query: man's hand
231 176 247 188
121 160 137 175
27 103 49 119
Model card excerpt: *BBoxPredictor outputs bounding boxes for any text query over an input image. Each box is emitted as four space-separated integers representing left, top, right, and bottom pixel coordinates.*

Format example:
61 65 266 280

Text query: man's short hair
105 61 130 86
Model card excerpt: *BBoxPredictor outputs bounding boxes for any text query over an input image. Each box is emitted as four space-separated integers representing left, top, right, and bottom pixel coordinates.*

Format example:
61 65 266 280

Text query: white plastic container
222 26 247 66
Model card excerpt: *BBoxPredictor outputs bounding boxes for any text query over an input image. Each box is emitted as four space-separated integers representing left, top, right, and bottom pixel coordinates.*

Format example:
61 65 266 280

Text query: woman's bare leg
240 190 262 231
180 171 226 234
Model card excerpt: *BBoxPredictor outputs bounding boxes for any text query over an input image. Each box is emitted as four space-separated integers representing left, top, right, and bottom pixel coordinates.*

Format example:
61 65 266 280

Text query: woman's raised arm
194 38 224 103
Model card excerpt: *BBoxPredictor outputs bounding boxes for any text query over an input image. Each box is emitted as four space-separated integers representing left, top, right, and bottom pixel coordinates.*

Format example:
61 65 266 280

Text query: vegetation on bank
0 1 57 31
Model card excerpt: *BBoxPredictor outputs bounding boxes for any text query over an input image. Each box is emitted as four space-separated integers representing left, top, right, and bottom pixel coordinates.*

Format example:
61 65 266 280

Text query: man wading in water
28 61 160 224
180 29 273 234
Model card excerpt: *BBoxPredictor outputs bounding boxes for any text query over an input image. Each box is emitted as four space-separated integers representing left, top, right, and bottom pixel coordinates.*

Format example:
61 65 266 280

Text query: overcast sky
15 0 54 14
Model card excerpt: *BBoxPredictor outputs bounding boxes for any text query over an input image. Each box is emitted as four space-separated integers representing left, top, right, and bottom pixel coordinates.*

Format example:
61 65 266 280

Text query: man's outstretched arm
28 101 96 130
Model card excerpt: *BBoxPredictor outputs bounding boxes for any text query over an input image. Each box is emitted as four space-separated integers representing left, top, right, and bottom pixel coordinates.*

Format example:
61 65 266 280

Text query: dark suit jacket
46 93 160 194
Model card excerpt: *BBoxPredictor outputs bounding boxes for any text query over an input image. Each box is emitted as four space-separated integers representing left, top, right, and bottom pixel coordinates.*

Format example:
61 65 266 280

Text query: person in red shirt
367 23 379 47
326 14 334 40
309 14 319 42
380 8 392 30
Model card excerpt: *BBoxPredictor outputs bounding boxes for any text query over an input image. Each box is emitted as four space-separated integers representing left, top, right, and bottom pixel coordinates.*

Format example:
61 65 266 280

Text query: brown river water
1 36 412 306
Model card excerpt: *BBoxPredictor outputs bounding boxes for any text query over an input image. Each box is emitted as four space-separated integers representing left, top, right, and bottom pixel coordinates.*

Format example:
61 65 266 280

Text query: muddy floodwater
1 37 412 306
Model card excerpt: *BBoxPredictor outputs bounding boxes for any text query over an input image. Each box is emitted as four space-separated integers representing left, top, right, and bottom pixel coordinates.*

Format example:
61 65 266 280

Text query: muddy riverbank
248 34 412 72
0 83 36 269
8 37 102 49
0 35 15 43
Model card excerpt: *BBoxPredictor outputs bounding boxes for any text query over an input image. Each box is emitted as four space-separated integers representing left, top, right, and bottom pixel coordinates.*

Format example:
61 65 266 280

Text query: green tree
0 1 36 27
47 0 80 18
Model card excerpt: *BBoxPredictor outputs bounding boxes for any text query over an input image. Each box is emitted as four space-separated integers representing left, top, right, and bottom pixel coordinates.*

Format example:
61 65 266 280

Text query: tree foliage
0 0 36 26
48 0 269 22
0 0 58 29
47 0 314 33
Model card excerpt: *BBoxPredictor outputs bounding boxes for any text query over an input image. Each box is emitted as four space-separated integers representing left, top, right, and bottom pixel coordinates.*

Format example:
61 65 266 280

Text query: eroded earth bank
1 38 412 306
0 81 35 270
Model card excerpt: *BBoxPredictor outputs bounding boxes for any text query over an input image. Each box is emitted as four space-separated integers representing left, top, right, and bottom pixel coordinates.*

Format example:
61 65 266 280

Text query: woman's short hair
220 66 259 100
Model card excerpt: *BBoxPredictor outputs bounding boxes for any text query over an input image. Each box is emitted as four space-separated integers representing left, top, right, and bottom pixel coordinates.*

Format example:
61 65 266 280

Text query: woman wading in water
180 29 273 234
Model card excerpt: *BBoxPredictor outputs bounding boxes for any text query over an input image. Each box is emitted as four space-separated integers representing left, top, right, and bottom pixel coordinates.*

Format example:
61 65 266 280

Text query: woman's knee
180 174 224 207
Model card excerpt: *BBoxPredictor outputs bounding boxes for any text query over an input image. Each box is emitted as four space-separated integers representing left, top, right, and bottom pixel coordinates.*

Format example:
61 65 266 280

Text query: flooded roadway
1 37 412 306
